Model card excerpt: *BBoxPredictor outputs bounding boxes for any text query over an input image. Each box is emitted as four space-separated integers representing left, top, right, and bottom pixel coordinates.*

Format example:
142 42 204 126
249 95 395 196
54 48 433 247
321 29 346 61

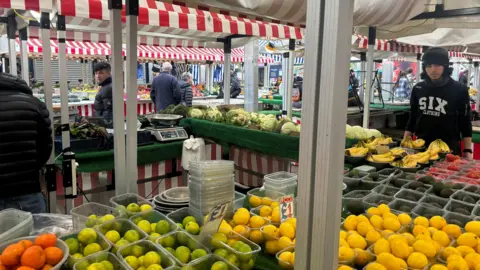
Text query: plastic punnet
0 209 33 243
71 202 124 230
157 231 211 266
61 229 112 268
117 240 176 270
109 193 154 217
394 189 424 202
73 252 129 270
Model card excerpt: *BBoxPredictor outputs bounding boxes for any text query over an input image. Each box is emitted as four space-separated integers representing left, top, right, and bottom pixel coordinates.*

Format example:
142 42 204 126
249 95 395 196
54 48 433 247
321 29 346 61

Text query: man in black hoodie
405 47 473 159
94 62 113 120
0 73 52 213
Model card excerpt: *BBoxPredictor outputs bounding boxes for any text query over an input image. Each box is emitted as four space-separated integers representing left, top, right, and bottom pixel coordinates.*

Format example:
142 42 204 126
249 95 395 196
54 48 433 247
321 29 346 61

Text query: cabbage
231 114 250 126
205 108 224 122
346 124 355 139
189 108 204 119
296 124 301 133
260 118 277 132
350 125 368 140
250 112 260 124
281 122 297 135
368 129 382 138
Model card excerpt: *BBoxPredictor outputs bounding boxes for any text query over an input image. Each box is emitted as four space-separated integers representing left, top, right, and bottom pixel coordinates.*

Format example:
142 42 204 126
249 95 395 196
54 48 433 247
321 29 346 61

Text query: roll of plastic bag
182 136 206 170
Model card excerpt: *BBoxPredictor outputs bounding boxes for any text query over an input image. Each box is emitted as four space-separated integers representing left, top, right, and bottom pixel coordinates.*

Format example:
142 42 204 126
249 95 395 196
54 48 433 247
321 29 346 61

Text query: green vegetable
205 108 224 122
172 104 189 118
189 108 205 119
250 112 260 124
163 104 176 114
281 122 297 135
296 124 301 133
260 118 277 132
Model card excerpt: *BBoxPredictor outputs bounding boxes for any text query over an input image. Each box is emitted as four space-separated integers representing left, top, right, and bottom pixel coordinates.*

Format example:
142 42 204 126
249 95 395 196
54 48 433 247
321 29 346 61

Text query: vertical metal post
295 0 354 268
126 0 139 194
210 63 215 93
205 61 210 92
416 53 422 83
7 15 17 76
19 28 29 84
286 39 296 118
41 13 56 213
244 40 259 112
475 62 480 112
468 59 474 87
359 52 366 103
263 63 269 89
281 53 289 113
109 0 127 196
223 40 232 104
363 27 375 128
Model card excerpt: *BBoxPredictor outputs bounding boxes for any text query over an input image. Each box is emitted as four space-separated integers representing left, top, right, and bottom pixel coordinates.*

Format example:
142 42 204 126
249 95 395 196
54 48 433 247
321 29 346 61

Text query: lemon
441 246 462 261
380 230 394 238
125 256 141 270
413 225 430 237
218 221 233 235
105 230 121 244
367 207 381 216
343 215 359 231
259 206 272 217
279 222 295 239
365 262 386 270
432 240 442 254
338 246 355 262
465 252 480 269
383 213 398 221
397 213 412 225
143 251 161 267
414 216 430 227
357 215 369 224
264 240 279 254
84 243 102 257
340 230 348 240
262 225 279 240
412 239 436 258
430 264 448 270
262 197 273 206
271 207 281 223
137 220 152 234
447 257 469 270
443 224 463 239
249 196 262 208
402 233 416 245
339 238 350 248
383 217 401 232
271 201 280 209
337 266 353 270
248 230 264 245
78 228 98 245
369 215 384 230
428 216 447 230
347 234 367 249
373 238 390 255
396 258 407 270
387 234 407 245
354 248 372 266
366 230 382 244
233 210 250 226
391 239 411 259
356 222 373 236
429 227 439 235
278 251 293 268
416 232 432 241
465 221 480 237
140 204 152 212
278 236 294 250
407 252 428 269
249 216 265 229
432 230 451 247
448 254 465 263
377 253 400 270
457 245 476 257
285 218 297 230
211 232 228 249
377 204 390 215
457 233 479 248
233 225 250 238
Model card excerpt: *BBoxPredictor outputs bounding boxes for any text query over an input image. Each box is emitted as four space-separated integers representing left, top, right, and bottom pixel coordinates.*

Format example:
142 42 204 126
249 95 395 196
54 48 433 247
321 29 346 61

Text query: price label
376 145 390 154
198 201 231 244
280 195 295 222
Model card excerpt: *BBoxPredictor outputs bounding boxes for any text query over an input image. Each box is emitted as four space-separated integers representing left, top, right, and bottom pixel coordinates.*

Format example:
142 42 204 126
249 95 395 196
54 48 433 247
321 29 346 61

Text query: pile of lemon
249 195 282 224
337 204 480 270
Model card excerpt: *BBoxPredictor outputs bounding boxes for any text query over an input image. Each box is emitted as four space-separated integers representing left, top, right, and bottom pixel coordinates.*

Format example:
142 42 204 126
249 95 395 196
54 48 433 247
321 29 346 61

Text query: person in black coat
0 73 52 213
179 72 194 107
93 62 113 120
150 62 181 111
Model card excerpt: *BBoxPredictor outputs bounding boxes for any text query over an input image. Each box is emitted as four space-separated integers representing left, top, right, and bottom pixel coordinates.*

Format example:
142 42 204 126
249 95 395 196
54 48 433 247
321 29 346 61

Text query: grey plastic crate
472 205 480 217
443 211 473 227
388 199 417 213
73 252 129 270
399 172 418 181
402 182 432 194
378 168 405 178
372 185 400 197
444 200 475 216
166 207 204 226
361 174 387 187
343 190 372 200
116 240 176 270
412 204 445 219
394 189 424 202
362 193 394 208
463 184 480 194
0 209 33 243
450 190 480 205
233 191 246 210
129 210 178 235
384 178 410 189
71 202 124 231
419 195 449 209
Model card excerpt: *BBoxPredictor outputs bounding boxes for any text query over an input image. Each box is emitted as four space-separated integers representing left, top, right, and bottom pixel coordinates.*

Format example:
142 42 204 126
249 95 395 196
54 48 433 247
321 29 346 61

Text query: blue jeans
0 193 46 213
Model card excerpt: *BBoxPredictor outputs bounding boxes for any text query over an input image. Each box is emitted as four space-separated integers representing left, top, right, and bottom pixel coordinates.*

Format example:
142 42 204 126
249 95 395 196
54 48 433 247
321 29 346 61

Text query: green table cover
258 98 283 105
273 95 283 100
473 131 480 144
258 110 302 118
369 104 410 111
254 253 280 270
57 141 184 172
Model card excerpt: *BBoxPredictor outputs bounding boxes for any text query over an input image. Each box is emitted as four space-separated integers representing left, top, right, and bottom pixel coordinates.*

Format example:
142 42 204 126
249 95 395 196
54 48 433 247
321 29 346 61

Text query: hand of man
463 151 474 161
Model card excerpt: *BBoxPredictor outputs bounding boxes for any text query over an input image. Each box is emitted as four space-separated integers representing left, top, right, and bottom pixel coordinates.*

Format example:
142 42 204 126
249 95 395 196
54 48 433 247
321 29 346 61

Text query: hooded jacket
94 77 113 120
0 73 52 197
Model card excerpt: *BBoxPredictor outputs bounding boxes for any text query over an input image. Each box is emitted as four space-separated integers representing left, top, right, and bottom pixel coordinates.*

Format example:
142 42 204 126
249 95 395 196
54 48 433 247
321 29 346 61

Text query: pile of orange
0 234 64 270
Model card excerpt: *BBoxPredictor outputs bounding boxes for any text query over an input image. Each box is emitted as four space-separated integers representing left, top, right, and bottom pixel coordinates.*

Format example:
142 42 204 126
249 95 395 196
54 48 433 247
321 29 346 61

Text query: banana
438 140 450 152
345 147 369 157
412 139 425 148
378 137 393 145
371 152 395 163
391 147 407 157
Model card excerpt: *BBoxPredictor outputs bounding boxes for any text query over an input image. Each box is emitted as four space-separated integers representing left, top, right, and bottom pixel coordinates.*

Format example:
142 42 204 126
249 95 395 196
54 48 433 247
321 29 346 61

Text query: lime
131 244 146 257
131 216 143 225
75 259 90 270
211 233 228 249
176 223 184 230
176 232 189 246
138 256 145 266
182 216 196 228
78 228 98 245
191 249 208 260
143 251 161 267
137 220 151 234
148 233 161 241
125 256 141 270
165 247 175 256
127 203 141 213
175 246 191 264
124 230 141 242
67 253 84 268
101 214 116 223
105 230 121 244
211 261 228 270
160 235 176 248
146 264 163 270
84 243 102 256
137 267 146 270
225 254 240 267
151 223 157 232
85 215 98 228
87 262 106 270
185 222 200 235
101 260 114 270
140 204 153 212
155 220 170 235
240 258 254 270
187 238 199 251
65 238 79 254
115 239 132 256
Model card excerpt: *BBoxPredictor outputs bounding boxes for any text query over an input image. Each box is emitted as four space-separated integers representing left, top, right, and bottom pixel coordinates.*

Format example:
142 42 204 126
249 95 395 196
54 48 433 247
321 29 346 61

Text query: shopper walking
394 71 411 99
404 47 473 159
179 72 194 107
93 62 113 120
0 73 52 213
151 62 181 111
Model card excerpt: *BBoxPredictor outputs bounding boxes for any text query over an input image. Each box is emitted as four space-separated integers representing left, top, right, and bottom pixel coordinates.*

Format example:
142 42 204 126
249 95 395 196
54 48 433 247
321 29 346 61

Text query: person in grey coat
150 62 181 111
179 72 193 107
93 62 113 120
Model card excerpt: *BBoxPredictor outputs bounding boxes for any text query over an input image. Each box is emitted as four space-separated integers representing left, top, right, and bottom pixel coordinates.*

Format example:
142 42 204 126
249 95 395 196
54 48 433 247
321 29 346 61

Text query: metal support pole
468 59 474 87
359 52 366 103
363 27 375 128
205 61 210 92
416 53 422 83
109 0 127 196
7 15 17 76
281 53 289 113
263 63 269 89
286 39 296 118
475 62 480 112
126 0 139 194
223 40 232 104
19 28 29 84
295 0 354 268
244 40 259 112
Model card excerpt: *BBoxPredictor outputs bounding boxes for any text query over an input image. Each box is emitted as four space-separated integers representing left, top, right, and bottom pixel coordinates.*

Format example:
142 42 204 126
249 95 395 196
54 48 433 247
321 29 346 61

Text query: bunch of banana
429 151 440 160
390 147 407 157
407 151 430 164
366 152 395 163
377 136 393 145
345 147 369 157
401 136 425 148
392 155 418 168
427 139 451 154
362 138 381 151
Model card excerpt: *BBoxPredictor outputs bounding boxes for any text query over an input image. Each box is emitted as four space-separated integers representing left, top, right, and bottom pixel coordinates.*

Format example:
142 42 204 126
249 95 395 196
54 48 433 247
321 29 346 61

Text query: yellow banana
412 139 425 148
371 154 395 163
391 148 406 156
378 137 393 145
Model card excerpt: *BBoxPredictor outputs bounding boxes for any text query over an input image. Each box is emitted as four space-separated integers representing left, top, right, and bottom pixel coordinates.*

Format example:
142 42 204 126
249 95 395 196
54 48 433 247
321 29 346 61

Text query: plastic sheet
31 214 73 236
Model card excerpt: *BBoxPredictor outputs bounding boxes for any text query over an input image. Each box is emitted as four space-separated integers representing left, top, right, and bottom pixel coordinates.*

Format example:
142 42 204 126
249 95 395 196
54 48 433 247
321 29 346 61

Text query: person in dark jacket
405 47 472 159
216 68 242 99
179 72 194 107
151 62 181 111
459 69 469 86
93 62 113 120
0 73 52 213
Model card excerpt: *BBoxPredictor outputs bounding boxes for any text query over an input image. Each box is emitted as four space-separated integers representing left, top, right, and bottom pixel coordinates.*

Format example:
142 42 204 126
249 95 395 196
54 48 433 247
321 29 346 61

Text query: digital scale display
147 127 189 142
160 130 178 139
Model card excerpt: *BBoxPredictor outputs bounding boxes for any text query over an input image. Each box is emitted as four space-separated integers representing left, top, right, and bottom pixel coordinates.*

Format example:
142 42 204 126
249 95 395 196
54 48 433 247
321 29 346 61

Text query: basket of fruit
0 234 69 270
109 193 154 218
365 152 395 170
117 240 176 270
73 251 129 270
344 146 368 165
157 231 211 266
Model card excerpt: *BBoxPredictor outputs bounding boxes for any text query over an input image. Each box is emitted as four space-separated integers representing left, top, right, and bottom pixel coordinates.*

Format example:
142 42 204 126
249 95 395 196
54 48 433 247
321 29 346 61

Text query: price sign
280 195 295 222
376 145 390 154
198 201 231 244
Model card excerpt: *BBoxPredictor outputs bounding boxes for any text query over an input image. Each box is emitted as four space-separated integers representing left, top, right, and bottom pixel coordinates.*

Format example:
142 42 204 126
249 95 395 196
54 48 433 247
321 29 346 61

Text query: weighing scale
145 114 189 142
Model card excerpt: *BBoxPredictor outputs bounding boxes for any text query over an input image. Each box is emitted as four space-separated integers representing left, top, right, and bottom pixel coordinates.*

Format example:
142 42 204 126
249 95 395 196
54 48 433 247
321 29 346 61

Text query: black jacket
179 81 193 107
94 77 113 120
150 72 181 111
0 73 52 197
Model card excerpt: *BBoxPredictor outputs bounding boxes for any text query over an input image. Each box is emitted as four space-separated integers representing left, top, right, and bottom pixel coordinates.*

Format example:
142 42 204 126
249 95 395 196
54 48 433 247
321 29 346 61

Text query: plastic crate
444 200 475 216
387 199 417 214
0 236 68 270
61 230 112 269
109 193 154 217
166 207 204 226
394 189 424 202
275 246 295 269
73 252 128 270
412 204 445 219
402 182 432 194
55 136 106 155
371 185 400 197
233 191 246 210
343 171 369 187
343 190 372 200
71 202 124 230
362 194 394 208
186 254 240 270
129 210 178 235
377 168 405 178
443 211 473 227
0 209 33 243
157 231 211 266
264 171 297 185
117 240 176 270
419 195 449 209
450 190 480 206
246 188 285 208
97 219 148 252
264 182 297 197
205 230 261 266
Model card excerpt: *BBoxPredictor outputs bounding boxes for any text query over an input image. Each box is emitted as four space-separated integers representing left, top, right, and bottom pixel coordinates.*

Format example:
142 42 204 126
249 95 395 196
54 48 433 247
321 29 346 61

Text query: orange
34 234 57 249
20 246 45 270
17 267 35 270
2 244 26 266
41 265 53 270
43 247 63 266
17 241 33 250
0 265 6 270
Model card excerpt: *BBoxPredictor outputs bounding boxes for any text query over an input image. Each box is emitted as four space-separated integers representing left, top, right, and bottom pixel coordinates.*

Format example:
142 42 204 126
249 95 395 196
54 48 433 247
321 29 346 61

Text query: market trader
151 62 181 111
0 73 52 213
93 62 113 120
404 47 473 159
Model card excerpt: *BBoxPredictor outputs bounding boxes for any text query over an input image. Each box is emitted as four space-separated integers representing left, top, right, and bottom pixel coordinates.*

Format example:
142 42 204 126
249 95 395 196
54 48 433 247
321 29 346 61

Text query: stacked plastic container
264 171 298 197
188 160 235 216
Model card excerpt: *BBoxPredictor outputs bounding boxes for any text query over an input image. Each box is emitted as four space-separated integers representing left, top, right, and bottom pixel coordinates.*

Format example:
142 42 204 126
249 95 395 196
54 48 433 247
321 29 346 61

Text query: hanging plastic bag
181 136 206 170
31 214 73 237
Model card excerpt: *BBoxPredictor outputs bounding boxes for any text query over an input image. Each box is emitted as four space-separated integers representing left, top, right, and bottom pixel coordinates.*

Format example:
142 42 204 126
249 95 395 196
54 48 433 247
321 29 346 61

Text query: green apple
190 249 208 260
175 246 191 264
126 203 141 213
185 222 200 235
182 216 196 228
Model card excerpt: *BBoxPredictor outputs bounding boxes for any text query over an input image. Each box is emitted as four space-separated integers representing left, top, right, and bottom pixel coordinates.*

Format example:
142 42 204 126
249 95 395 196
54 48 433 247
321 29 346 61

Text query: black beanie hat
422 47 449 67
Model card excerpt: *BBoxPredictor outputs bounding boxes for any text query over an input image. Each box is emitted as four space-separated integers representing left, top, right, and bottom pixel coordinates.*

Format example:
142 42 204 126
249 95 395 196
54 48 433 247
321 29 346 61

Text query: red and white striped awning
56 0 303 40
0 0 51 11
355 35 423 54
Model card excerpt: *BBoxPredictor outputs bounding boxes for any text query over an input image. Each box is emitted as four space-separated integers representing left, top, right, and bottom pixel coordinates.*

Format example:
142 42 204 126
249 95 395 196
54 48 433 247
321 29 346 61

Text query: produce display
345 125 382 141
116 240 175 270
157 231 210 265
62 228 111 268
